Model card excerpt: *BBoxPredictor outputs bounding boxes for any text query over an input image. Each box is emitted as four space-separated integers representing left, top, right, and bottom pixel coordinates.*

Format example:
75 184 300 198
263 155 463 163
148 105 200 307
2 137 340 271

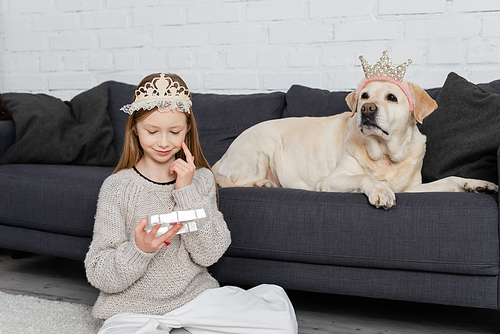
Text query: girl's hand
169 142 196 190
134 218 184 253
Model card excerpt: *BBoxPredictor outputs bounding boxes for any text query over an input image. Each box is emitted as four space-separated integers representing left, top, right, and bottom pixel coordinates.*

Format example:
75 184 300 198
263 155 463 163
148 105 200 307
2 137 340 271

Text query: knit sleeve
172 168 231 267
84 174 156 294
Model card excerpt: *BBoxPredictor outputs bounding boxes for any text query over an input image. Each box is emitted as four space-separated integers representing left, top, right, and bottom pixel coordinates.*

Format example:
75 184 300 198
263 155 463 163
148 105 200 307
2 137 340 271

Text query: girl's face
135 109 190 167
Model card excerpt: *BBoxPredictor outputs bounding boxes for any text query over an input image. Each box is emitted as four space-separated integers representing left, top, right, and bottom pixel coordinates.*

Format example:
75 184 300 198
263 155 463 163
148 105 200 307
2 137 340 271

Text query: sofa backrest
192 92 286 165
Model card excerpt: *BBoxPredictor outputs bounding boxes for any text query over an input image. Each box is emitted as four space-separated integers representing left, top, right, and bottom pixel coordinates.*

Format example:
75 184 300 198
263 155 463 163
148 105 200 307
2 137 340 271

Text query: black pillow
283 85 351 118
0 83 118 167
420 72 500 184
105 81 136 156
191 92 286 166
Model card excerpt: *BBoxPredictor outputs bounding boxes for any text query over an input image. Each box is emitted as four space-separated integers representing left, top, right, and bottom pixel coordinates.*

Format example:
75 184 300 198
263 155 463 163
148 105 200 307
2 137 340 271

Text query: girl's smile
154 149 172 156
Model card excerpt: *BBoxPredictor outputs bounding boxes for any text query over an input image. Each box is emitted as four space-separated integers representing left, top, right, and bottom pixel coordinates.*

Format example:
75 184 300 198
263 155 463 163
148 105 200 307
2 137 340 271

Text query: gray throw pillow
419 72 500 185
0 83 118 167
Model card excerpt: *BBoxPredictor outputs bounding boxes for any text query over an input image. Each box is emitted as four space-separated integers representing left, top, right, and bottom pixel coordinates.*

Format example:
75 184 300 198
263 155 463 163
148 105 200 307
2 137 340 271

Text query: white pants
97 284 298 334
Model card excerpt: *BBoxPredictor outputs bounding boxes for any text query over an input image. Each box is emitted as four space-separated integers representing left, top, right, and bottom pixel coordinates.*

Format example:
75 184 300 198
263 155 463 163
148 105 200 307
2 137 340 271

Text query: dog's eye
361 93 368 99
387 94 397 102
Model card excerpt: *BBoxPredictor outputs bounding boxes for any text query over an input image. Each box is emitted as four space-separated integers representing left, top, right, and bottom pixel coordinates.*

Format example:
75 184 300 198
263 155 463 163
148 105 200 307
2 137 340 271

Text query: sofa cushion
192 92 286 166
420 73 500 185
0 164 112 237
106 81 136 157
283 85 351 118
218 187 499 276
0 83 118 167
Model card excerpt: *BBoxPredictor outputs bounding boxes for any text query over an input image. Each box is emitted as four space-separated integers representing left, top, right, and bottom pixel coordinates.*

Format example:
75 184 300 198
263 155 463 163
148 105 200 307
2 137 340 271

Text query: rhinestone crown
359 50 412 81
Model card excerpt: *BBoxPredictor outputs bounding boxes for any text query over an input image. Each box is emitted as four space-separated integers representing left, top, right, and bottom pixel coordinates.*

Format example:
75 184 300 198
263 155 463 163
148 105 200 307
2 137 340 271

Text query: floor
1 248 500 333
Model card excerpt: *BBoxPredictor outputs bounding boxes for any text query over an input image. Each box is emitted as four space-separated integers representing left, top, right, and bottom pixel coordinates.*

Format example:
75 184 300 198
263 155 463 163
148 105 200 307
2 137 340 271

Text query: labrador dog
212 80 498 209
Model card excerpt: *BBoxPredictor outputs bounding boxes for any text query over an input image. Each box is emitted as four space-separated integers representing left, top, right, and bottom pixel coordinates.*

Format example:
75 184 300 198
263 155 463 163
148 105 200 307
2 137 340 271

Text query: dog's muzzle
360 103 389 136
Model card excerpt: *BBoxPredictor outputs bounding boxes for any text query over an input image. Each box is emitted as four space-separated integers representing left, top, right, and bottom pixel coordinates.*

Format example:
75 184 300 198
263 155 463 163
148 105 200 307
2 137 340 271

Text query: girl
85 73 297 334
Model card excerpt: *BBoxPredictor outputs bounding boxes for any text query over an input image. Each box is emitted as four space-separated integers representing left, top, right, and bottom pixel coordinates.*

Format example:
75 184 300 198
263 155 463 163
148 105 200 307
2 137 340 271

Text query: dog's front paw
366 186 396 210
254 179 278 187
463 180 498 194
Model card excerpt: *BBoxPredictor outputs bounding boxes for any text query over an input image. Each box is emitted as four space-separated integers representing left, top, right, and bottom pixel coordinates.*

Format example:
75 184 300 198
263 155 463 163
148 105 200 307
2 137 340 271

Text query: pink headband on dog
356 51 415 112
355 75 416 112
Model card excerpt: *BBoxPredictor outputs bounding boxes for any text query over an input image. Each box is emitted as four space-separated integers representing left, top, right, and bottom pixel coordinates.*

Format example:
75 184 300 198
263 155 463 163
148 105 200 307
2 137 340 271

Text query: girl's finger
160 223 184 245
182 142 194 165
135 218 147 236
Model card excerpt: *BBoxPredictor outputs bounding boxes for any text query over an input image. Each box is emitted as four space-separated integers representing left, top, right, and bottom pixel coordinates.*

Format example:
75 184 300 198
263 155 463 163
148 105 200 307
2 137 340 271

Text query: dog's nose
361 103 377 115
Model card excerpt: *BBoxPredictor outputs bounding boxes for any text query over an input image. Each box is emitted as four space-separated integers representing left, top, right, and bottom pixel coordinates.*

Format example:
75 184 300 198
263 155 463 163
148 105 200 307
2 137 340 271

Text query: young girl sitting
85 73 297 334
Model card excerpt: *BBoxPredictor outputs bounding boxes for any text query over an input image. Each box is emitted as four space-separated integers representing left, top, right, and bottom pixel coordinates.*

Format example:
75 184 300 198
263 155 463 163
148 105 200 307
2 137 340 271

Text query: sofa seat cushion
219 187 499 276
0 164 112 237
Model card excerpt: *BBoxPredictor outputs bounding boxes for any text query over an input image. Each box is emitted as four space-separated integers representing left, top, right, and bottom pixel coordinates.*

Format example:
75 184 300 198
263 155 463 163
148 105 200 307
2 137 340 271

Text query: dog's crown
120 73 192 115
359 50 412 82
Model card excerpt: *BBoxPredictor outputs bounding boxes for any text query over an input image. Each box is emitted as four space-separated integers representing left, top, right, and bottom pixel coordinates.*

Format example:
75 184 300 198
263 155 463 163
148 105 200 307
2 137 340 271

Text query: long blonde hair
113 73 212 175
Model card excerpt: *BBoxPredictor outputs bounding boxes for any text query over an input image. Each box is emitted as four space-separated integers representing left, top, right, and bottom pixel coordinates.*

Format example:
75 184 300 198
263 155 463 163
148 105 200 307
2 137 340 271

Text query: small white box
145 208 207 237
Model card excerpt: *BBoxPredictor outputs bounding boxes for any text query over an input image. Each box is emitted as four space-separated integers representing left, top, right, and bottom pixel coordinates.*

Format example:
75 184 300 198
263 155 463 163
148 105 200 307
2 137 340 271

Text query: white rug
0 291 190 334
0 291 100 334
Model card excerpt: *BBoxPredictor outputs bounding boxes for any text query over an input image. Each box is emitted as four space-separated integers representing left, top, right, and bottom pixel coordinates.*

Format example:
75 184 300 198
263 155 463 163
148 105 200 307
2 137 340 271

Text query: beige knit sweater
84 167 231 321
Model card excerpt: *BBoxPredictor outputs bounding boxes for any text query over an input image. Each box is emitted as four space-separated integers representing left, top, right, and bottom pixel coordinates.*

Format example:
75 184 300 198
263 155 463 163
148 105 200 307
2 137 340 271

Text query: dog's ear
346 91 358 117
408 82 438 124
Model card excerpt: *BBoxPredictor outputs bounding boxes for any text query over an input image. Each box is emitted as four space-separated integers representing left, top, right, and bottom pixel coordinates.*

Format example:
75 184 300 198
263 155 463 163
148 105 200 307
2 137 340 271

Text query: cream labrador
212 80 498 209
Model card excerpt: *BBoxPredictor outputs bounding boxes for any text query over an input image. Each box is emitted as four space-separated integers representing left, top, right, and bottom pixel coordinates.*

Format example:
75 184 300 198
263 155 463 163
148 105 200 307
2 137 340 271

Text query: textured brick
5 34 47 51
326 69 360 91
453 0 500 12
196 52 216 69
405 18 476 39
263 72 322 90
4 74 46 91
289 49 319 67
322 48 358 67
467 42 500 64
310 0 371 18
1 16 30 32
13 55 39 72
89 54 113 70
140 53 166 71
48 73 93 90
428 44 461 64
482 17 500 38
107 0 155 8
0 56 15 72
34 14 78 32
64 55 87 71
100 33 147 48
10 0 50 14
40 55 61 71
133 6 184 26
379 0 445 15
50 34 97 50
56 0 100 12
81 12 128 29
169 52 195 69
153 29 203 47
227 51 257 68
246 2 303 21
188 4 240 24
258 50 287 68
209 27 262 45
269 25 331 44
114 53 138 71
205 72 258 90
335 21 399 41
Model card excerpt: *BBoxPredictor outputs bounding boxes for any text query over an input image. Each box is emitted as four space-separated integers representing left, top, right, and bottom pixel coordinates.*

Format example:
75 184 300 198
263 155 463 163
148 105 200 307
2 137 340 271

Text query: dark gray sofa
1 74 500 311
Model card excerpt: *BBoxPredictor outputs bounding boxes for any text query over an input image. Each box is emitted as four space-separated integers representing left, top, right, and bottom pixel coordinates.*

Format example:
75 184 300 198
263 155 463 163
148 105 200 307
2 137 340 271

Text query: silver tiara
121 73 192 115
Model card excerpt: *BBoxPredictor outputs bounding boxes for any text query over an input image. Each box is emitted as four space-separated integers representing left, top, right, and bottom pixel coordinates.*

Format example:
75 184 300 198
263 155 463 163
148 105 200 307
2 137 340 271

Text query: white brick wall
1 0 500 100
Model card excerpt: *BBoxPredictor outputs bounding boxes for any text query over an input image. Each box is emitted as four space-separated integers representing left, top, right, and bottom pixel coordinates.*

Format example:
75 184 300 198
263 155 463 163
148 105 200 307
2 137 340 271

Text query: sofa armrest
0 120 15 159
